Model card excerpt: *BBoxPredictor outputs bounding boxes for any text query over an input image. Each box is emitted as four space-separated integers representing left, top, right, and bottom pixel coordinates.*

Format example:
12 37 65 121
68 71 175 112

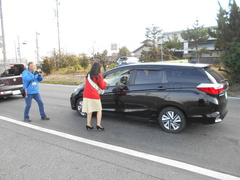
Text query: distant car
117 57 139 66
70 62 228 133
0 63 26 98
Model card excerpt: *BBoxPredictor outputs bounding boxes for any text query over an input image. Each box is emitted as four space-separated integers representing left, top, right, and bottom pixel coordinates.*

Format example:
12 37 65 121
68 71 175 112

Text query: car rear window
167 68 209 83
10 64 25 75
0 64 25 77
204 67 226 83
135 70 168 84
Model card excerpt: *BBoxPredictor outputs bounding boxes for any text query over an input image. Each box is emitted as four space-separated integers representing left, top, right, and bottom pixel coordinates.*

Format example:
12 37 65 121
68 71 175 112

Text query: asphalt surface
0 84 240 180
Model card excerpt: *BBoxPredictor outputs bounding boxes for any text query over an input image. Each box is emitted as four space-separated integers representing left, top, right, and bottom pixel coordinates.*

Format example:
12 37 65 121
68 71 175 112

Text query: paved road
0 84 240 180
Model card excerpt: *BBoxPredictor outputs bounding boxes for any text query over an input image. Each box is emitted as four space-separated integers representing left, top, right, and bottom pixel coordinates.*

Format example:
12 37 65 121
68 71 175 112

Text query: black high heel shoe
96 125 104 131
86 125 93 130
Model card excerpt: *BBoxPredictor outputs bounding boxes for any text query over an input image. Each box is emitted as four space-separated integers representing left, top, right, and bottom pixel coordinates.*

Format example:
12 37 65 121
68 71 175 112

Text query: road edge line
0 115 239 180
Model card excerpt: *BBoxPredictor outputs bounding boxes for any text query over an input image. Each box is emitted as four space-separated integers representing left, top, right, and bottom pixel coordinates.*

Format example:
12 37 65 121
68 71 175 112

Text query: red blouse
83 74 107 99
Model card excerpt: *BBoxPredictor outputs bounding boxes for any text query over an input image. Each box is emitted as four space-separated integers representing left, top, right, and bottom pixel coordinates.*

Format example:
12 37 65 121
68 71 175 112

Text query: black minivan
70 62 228 133
0 63 26 98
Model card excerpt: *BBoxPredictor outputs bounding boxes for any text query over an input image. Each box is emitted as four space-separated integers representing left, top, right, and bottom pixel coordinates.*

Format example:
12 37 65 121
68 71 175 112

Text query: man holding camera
22 62 50 122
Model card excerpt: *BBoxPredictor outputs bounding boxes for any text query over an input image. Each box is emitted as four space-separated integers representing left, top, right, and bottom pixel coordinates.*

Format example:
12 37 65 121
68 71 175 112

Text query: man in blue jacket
22 62 50 122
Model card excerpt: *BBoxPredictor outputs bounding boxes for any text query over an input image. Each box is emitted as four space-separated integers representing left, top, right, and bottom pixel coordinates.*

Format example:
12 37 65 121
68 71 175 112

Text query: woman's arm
97 74 107 90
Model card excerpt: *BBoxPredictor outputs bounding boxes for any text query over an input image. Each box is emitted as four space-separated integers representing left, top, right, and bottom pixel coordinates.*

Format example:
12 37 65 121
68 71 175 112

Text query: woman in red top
82 62 107 130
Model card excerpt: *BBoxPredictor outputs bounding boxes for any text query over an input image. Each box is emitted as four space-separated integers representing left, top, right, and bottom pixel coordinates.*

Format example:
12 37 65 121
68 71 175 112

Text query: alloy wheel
161 111 181 131
77 99 87 117
158 107 186 133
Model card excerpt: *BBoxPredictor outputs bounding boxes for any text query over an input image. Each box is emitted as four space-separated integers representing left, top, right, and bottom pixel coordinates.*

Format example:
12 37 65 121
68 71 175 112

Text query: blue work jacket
22 69 43 94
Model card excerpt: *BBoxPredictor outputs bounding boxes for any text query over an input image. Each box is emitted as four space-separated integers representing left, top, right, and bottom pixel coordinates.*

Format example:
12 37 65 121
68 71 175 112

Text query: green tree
100 50 108 71
221 42 240 83
139 50 154 62
63 54 79 70
163 34 183 60
71 56 80 71
141 24 162 62
209 1 240 51
41 58 53 75
93 50 109 71
79 55 89 71
181 19 209 63
210 0 240 82
117 46 131 58
195 47 210 61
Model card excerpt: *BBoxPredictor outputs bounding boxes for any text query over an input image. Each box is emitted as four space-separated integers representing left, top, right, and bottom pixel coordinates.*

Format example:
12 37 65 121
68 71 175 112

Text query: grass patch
41 65 116 86
42 71 85 85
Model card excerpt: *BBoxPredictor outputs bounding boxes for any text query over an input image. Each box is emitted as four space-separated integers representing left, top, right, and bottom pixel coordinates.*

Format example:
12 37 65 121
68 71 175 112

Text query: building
132 44 150 59
133 28 222 64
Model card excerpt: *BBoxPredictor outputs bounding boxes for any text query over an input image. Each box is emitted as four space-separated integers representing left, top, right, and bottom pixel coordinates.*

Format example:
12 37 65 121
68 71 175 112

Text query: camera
34 70 42 75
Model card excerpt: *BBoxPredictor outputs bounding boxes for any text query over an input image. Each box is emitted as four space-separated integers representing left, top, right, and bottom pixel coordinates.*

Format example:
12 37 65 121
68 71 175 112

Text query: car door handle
119 87 128 93
119 88 126 92
157 86 167 90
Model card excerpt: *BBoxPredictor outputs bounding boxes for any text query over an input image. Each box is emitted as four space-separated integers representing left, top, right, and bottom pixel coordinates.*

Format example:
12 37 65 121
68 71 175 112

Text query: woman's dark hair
87 62 102 80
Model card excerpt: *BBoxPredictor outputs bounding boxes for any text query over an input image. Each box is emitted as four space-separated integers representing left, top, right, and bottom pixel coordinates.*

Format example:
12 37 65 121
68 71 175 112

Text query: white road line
0 116 239 180
228 97 240 100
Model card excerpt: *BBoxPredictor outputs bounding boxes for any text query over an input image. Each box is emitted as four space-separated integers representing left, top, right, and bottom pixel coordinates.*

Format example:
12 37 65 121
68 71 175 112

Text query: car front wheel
76 98 87 117
158 107 186 133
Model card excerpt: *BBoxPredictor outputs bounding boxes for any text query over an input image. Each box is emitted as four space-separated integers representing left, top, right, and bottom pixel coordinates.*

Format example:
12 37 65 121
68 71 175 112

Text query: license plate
12 90 21 95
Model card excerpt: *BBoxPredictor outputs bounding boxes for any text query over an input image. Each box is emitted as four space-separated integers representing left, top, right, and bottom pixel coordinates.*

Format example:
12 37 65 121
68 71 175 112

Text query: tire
76 98 87 117
158 107 186 133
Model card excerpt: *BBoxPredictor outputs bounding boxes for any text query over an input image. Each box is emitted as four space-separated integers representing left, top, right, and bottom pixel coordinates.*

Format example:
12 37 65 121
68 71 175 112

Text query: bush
107 63 117 70
221 42 240 83
79 55 89 70
41 59 53 75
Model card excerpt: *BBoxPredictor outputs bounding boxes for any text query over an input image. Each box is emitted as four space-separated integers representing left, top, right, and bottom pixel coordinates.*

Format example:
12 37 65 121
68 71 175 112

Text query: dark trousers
24 93 46 118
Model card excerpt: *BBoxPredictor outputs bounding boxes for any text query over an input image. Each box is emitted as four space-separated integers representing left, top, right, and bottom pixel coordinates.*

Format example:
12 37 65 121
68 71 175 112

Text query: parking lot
0 84 240 180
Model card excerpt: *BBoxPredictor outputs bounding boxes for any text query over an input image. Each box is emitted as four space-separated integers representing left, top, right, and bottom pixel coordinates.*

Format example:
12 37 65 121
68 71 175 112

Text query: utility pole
56 0 61 56
17 36 21 62
160 42 163 61
36 32 40 64
159 35 163 61
0 0 7 65
14 40 18 62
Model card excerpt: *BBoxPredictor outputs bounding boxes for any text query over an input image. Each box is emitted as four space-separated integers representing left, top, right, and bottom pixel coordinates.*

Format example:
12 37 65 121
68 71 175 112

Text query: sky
1 0 239 63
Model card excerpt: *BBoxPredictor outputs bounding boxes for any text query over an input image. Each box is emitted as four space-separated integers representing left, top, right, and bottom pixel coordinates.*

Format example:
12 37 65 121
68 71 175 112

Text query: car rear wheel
76 98 87 117
158 107 186 133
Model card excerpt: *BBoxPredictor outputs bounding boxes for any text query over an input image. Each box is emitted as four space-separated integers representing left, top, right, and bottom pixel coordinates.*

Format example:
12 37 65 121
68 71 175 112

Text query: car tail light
197 83 225 95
